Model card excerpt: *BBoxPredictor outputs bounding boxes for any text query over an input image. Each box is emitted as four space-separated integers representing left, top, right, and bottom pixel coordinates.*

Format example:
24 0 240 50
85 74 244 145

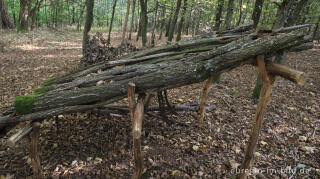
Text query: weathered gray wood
7 122 32 146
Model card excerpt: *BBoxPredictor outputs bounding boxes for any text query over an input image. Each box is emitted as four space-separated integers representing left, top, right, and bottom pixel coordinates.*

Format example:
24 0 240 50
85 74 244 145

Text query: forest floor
0 28 319 178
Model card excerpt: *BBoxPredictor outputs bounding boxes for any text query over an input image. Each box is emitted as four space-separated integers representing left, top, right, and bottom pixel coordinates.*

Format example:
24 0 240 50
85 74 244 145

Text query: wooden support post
198 75 215 127
128 83 147 179
25 122 43 179
237 56 275 179
128 83 136 121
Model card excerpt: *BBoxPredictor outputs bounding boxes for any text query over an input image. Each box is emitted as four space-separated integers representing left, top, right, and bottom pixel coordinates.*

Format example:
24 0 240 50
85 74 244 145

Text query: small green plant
213 75 221 83
234 89 239 95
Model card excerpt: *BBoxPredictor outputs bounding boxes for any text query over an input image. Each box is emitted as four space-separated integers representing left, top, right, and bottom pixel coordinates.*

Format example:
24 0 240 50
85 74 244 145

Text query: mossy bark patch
14 94 38 115
34 86 53 95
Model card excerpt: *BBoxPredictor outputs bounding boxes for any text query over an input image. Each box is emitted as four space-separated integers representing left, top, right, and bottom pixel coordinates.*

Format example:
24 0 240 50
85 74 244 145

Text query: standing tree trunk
121 0 131 43
273 0 294 29
83 0 94 54
236 0 243 26
151 0 158 45
286 0 309 27
107 0 117 44
194 9 201 36
77 3 86 31
252 0 264 29
214 0 224 31
224 0 235 29
167 0 182 42
30 0 44 30
0 0 15 29
158 6 165 39
176 0 187 42
129 0 136 40
139 0 147 47
165 6 174 37
18 0 31 32
241 0 250 24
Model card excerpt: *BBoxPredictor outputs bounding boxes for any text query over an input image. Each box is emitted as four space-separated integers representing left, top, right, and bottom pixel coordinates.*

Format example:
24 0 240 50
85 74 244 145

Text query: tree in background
107 0 117 44
0 0 15 29
224 0 235 29
167 0 182 42
151 0 158 45
139 0 147 47
83 0 94 53
176 0 187 42
129 0 136 40
252 0 264 29
121 0 131 43
29 0 44 30
18 0 31 32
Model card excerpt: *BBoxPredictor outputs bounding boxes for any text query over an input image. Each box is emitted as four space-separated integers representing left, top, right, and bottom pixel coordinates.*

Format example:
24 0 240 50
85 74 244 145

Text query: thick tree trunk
176 0 187 42
83 0 94 54
224 0 235 29
139 0 147 46
107 0 117 44
121 0 131 43
167 0 182 42
252 0 264 29
18 0 31 32
214 0 224 31
0 0 15 29
129 0 136 40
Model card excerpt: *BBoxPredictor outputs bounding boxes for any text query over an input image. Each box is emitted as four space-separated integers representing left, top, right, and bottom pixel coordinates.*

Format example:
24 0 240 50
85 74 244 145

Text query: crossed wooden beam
6 53 307 178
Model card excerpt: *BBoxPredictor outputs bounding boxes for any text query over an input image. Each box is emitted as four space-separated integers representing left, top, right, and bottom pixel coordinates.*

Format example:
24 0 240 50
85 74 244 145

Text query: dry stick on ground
131 92 147 179
197 75 215 127
25 122 43 179
237 55 276 179
7 122 32 147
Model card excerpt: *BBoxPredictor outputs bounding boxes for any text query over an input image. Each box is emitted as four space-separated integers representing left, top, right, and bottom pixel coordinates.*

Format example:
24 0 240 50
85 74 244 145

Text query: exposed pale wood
266 62 307 86
131 93 146 179
7 122 32 147
237 56 275 179
26 122 43 179
128 83 136 121
198 75 215 127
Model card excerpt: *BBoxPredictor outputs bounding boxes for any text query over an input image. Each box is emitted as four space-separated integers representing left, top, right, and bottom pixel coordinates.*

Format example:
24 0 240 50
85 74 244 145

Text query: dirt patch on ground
0 28 319 178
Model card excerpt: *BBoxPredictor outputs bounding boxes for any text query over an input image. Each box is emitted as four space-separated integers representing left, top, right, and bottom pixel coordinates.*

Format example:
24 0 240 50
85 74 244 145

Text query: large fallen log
0 25 314 137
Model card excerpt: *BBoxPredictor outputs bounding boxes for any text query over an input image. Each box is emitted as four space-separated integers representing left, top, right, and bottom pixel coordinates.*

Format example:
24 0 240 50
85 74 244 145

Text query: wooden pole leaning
237 55 275 179
198 75 215 127
128 83 147 179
